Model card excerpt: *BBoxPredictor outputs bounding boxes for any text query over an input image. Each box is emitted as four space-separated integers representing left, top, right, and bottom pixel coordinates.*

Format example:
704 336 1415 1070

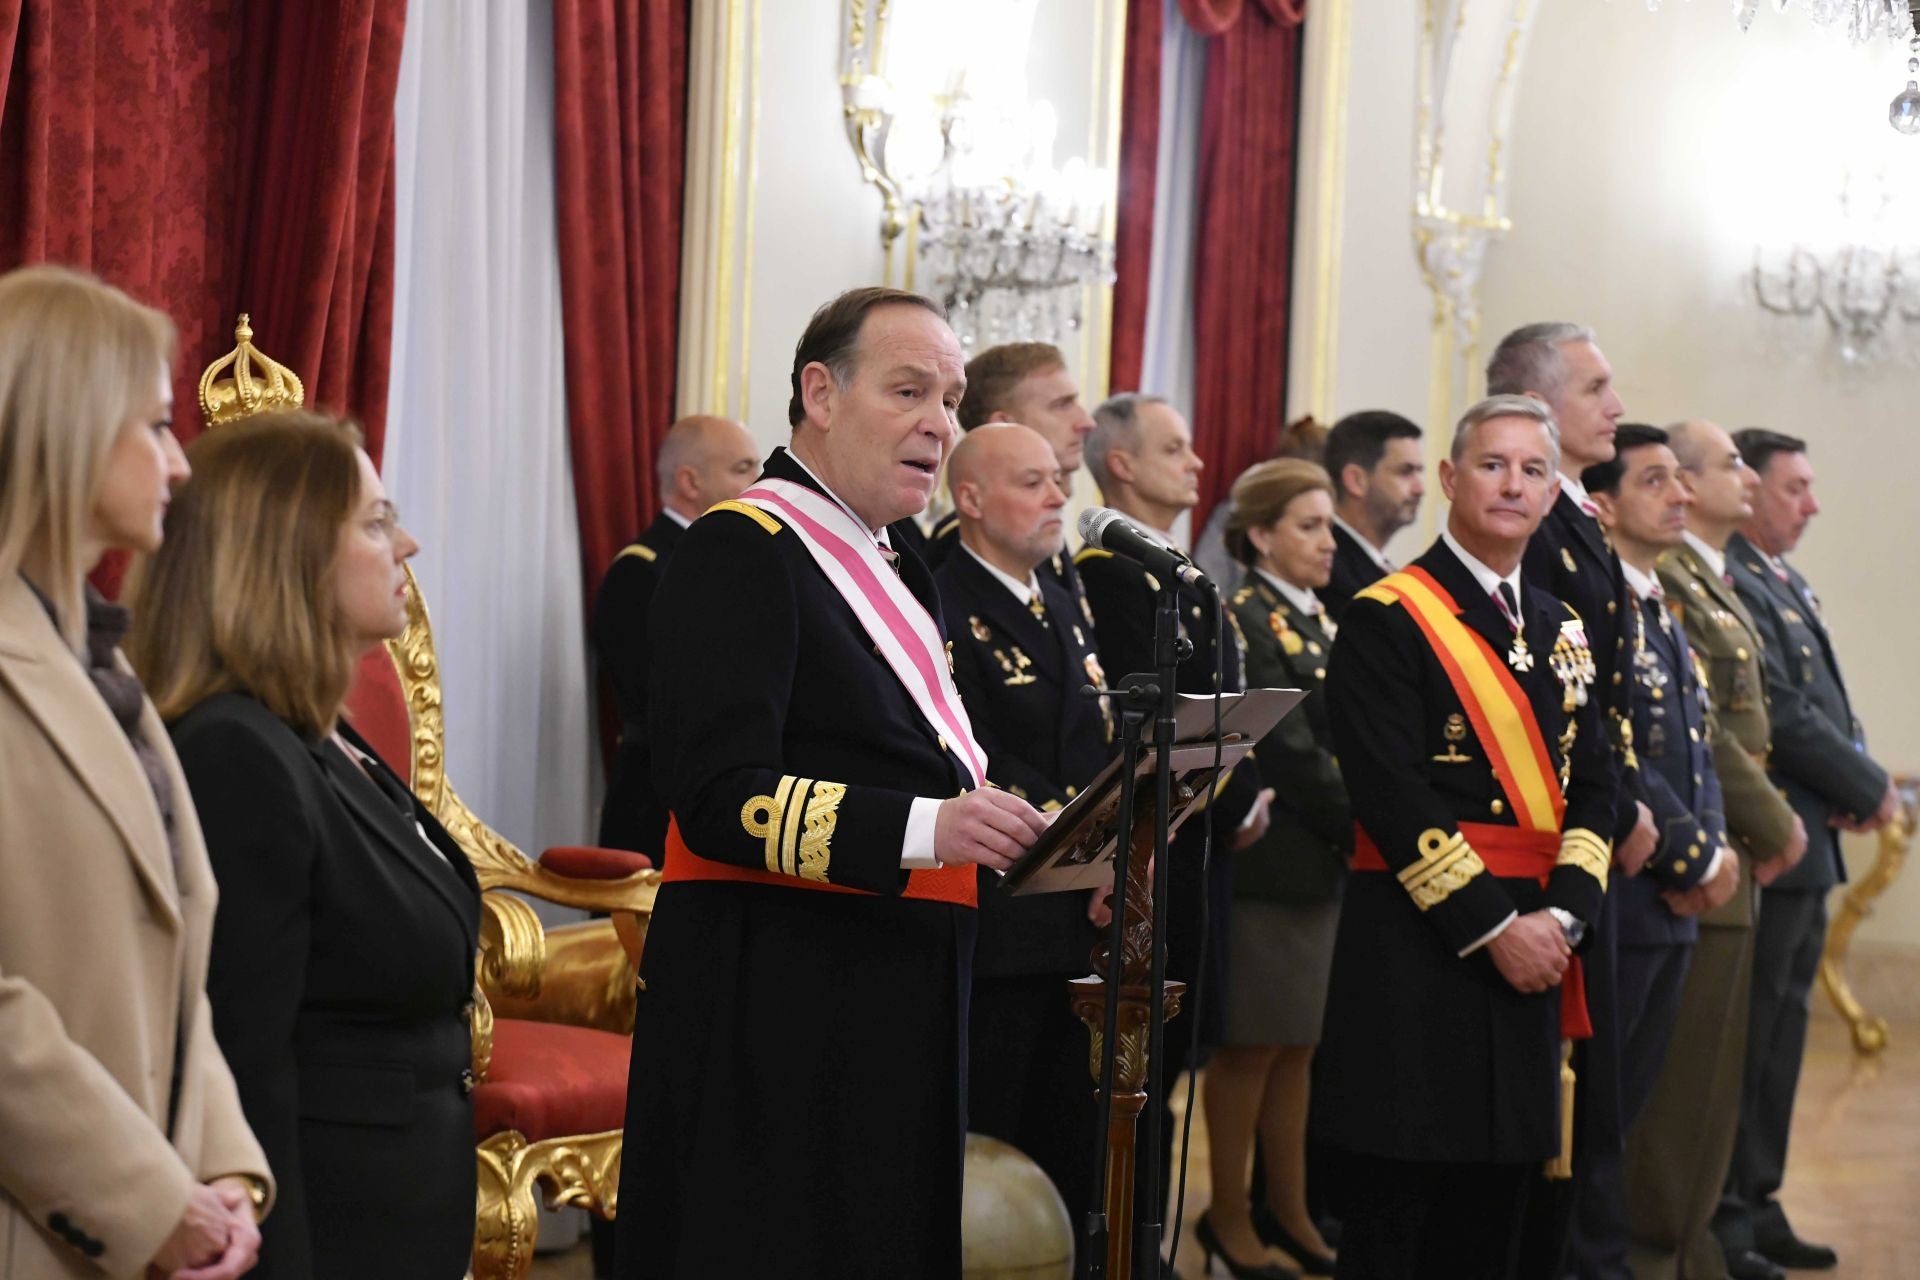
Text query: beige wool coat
0 575 270 1277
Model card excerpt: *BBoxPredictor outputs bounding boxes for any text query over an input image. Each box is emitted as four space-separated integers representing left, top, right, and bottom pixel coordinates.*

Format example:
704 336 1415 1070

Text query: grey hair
1450 394 1561 472
1485 322 1595 399
1086 392 1170 496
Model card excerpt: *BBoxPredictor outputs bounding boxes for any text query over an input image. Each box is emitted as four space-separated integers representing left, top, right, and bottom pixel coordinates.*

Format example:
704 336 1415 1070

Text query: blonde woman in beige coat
0 265 270 1279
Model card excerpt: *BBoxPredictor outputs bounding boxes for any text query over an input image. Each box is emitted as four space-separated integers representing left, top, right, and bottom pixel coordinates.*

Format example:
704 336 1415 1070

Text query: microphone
1077 506 1213 591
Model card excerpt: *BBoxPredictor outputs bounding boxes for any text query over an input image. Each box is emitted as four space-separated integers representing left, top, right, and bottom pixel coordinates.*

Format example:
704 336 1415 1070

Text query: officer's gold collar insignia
969 616 991 642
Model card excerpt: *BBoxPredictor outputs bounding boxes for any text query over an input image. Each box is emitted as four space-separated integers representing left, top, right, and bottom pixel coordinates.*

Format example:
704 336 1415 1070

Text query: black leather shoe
1724 1248 1788 1280
1756 1234 1838 1270
1196 1212 1300 1280
1250 1204 1336 1275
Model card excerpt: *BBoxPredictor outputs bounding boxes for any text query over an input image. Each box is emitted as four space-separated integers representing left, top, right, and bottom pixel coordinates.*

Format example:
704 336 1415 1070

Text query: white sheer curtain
386 0 594 858
1140 0 1208 418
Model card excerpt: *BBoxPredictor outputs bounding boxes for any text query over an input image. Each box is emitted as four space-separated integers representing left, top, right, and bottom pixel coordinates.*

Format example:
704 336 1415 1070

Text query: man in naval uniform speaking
615 287 1050 1280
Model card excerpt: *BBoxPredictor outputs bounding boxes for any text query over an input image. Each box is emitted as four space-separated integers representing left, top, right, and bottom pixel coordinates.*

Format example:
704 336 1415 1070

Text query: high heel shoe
1250 1203 1337 1277
1196 1211 1300 1280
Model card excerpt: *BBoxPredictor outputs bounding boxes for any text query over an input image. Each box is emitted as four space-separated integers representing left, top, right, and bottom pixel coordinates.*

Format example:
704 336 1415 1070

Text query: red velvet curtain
551 0 689 604
1109 0 1305 527
0 0 406 462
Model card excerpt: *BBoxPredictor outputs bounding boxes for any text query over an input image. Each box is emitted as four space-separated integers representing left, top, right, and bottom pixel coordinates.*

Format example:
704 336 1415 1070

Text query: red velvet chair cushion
539 845 652 878
341 647 412 781
473 1018 631 1143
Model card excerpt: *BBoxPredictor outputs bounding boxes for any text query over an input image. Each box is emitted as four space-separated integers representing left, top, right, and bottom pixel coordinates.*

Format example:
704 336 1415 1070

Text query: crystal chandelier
839 0 1115 349
1752 174 1920 362
1647 0 1920 131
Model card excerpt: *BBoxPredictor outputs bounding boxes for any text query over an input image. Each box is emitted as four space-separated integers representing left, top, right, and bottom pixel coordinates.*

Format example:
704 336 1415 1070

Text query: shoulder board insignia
615 543 657 563
1561 547 1578 573
969 616 991 642
1355 584 1397 606
1074 547 1115 564
706 499 782 535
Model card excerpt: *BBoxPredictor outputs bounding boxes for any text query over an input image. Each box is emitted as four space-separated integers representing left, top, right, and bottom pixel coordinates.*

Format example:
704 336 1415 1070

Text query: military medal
1508 633 1534 672
1271 611 1304 655
969 616 991 642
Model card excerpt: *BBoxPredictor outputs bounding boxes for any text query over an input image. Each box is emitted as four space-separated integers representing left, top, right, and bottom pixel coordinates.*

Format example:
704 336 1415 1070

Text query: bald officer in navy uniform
1316 395 1613 1280
922 342 1099 629
590 415 758 862
934 423 1112 1229
616 288 1050 1280
1573 425 1740 1280
1714 430 1896 1275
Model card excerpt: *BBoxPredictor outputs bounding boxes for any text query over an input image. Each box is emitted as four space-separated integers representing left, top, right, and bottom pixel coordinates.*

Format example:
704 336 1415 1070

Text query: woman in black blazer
128 412 481 1279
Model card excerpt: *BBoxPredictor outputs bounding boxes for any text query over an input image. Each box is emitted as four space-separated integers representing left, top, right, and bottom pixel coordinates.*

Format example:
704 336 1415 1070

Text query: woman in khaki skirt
1198 460 1352 1279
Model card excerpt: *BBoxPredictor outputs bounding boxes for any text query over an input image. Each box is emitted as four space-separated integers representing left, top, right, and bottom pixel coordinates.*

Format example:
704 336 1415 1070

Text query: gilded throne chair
202 318 658 1280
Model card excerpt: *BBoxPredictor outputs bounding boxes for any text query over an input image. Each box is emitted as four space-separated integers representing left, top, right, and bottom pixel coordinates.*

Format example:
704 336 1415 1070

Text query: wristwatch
1547 907 1586 949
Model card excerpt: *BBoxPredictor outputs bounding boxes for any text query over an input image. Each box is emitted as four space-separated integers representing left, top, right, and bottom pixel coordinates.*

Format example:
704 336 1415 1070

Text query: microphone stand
1076 582 1189 1280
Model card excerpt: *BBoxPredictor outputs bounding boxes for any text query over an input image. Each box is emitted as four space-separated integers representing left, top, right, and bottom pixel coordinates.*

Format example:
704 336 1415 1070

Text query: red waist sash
659 815 977 908
1352 823 1589 1039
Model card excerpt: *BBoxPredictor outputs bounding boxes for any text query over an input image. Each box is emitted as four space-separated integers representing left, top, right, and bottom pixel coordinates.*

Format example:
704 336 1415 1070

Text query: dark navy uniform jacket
936 546 1111 977
1325 521 1388 625
590 511 683 858
1314 538 1612 1166
1618 582 1723 947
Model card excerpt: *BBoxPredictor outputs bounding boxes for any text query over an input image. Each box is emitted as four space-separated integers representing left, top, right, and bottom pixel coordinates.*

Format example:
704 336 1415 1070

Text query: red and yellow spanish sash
1362 567 1566 833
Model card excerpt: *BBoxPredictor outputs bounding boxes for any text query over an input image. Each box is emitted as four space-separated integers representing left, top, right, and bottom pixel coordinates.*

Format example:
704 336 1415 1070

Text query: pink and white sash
737 476 988 789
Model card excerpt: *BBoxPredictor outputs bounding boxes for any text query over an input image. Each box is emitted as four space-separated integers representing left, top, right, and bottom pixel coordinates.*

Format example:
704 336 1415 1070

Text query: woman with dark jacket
0 264 268 1280
127 411 480 1279
1198 459 1352 1279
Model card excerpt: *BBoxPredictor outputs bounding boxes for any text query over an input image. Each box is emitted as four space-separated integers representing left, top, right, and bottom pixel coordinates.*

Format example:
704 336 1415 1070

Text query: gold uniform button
1314 667 1326 680
1607 600 1617 614
1613 672 1623 685
1673 859 1688 875
1490 798 1506 815
1736 647 1749 661
1690 728 1700 742
937 735 949 752
1800 644 1812 656
1688 843 1701 859
1308 641 1322 655
1066 785 1078 798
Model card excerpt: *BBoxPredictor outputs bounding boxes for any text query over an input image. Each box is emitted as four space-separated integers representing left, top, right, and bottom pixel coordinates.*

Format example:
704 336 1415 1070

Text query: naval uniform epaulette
1073 546 1113 565
704 498 783 535
615 542 658 563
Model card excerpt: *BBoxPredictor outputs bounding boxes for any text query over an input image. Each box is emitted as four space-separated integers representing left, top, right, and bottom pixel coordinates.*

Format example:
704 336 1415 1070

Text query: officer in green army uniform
1627 419 1805 1280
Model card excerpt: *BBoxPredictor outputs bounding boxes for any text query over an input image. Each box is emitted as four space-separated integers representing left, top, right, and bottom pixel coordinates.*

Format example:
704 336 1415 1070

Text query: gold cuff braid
1398 828 1489 911
1557 828 1611 889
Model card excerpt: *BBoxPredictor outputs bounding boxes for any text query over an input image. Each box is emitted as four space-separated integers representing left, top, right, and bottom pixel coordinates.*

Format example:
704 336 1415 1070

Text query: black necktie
1496 582 1521 632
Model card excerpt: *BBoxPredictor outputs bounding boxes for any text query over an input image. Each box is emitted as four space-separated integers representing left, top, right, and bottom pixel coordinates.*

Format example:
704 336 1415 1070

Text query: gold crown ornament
199 314 305 428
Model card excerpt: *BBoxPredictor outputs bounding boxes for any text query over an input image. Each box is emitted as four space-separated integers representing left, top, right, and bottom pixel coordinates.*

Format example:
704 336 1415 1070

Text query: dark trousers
1331 1153 1533 1280
968 973 1099 1227
1625 916 1754 1280
1570 940 1693 1279
1714 888 1826 1254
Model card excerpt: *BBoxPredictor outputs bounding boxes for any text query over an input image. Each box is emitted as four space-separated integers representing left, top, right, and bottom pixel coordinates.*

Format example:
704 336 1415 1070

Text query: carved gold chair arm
481 919 639 1036
1818 774 1917 1056
479 891 547 1002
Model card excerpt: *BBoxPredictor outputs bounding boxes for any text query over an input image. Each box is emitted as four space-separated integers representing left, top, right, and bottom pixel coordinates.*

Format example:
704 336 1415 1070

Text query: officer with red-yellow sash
1314 395 1615 1280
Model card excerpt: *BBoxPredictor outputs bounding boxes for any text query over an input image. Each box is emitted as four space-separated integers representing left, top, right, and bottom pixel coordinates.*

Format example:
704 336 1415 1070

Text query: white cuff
1702 845 1727 883
1459 911 1517 958
902 796 942 868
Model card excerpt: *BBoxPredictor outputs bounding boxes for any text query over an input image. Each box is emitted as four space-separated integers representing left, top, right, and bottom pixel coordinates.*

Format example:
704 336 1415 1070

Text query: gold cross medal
1507 632 1534 671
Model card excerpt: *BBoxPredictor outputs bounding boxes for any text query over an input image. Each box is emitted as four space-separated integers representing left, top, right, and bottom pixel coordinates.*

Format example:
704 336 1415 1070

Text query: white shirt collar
1332 513 1393 572
1558 471 1593 511
784 446 891 546
1441 528 1523 609
1682 529 1726 581
961 542 1040 606
1255 568 1322 618
1618 558 1661 602
662 506 693 530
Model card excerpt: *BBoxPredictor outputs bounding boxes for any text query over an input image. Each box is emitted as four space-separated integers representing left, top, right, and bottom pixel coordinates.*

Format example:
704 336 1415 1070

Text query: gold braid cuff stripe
1557 828 1611 889
743 776 846 881
1398 828 1488 911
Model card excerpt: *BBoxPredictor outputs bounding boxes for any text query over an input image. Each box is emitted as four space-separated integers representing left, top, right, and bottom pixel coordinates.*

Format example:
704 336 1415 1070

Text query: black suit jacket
1314 539 1612 1164
1325 522 1389 624
648 447 977 895
1726 535 1887 890
936 547 1111 976
171 694 481 1280
592 511 684 858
